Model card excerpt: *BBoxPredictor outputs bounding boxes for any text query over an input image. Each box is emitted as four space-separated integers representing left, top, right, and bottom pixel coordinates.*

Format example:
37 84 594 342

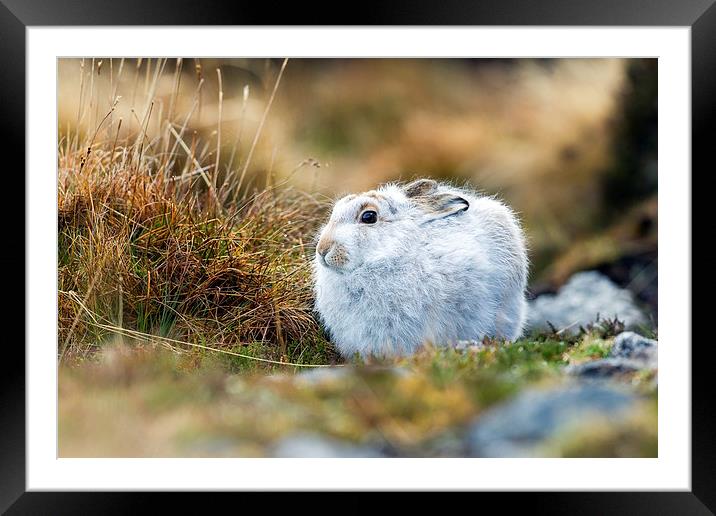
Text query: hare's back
466 195 528 284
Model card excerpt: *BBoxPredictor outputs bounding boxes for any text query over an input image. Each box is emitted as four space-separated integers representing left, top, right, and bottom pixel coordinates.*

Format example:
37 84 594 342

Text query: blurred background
58 57 657 320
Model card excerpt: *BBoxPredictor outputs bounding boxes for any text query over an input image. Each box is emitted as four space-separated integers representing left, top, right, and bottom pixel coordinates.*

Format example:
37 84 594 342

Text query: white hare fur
313 179 528 357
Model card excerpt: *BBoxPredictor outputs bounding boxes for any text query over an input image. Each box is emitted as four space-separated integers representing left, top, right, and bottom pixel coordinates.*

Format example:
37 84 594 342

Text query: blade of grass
236 58 288 198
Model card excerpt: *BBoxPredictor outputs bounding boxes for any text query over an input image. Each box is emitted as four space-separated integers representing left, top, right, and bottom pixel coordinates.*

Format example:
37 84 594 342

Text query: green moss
566 337 614 363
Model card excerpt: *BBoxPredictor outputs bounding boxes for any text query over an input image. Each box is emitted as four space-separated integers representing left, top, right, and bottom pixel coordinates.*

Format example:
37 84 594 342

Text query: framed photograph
4 0 712 511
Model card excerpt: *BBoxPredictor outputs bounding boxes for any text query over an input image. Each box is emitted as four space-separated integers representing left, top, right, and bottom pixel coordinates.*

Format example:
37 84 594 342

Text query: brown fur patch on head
363 190 387 202
403 179 438 198
326 243 349 267
316 233 333 257
316 221 337 256
357 202 379 216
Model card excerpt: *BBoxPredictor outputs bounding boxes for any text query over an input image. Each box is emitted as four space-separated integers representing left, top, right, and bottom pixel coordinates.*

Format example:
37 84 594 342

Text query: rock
294 366 350 386
295 364 415 388
271 433 384 458
386 365 414 378
567 332 657 380
566 358 644 379
610 331 657 368
453 340 486 351
467 384 637 457
527 271 646 333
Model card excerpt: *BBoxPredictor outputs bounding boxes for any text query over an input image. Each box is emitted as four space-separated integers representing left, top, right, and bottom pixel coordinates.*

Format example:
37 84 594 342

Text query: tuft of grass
58 58 338 367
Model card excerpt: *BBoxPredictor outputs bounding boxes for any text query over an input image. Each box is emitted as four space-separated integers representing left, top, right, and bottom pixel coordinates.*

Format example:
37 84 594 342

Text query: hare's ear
422 193 469 223
403 179 438 198
403 180 469 222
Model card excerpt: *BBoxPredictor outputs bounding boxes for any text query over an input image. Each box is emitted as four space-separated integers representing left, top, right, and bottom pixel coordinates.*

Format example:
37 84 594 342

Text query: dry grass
58 58 339 366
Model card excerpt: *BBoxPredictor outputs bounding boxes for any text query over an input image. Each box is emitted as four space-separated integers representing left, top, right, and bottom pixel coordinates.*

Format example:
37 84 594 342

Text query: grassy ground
59 320 657 457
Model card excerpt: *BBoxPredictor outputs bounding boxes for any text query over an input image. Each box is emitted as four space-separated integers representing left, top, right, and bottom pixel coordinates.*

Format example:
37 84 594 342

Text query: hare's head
315 179 469 273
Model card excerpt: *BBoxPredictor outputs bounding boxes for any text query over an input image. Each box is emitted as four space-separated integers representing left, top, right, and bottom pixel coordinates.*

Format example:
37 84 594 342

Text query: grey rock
295 366 350 385
271 433 383 458
467 384 637 457
566 358 644 379
454 340 486 351
610 331 657 368
296 365 415 387
527 271 646 333
387 365 415 378
567 332 657 380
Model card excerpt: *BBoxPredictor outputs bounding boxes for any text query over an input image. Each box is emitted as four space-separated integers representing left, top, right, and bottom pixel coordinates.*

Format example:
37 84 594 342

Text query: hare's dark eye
360 210 378 224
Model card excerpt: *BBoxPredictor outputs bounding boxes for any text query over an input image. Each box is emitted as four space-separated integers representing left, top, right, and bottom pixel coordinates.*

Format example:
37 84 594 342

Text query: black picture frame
2 0 711 512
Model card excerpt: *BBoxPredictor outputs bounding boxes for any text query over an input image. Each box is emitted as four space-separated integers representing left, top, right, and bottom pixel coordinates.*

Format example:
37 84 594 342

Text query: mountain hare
313 179 528 357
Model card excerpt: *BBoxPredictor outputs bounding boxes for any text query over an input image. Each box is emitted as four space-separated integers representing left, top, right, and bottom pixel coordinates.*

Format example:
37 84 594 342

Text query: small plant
578 314 626 339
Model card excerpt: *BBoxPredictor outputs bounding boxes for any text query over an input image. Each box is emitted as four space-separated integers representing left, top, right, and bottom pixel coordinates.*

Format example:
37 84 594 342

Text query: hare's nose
316 238 333 258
